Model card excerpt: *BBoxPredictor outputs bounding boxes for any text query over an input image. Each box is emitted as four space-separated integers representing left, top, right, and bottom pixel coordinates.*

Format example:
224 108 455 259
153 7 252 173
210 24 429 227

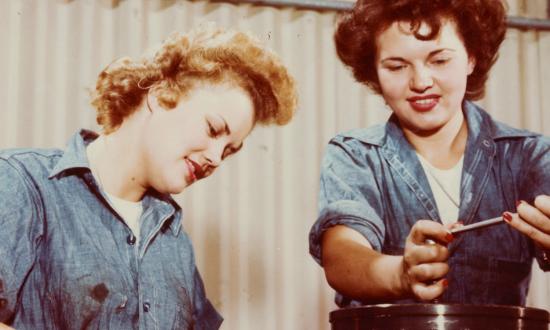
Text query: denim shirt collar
48 129 182 236
48 129 98 178
351 101 534 147
346 100 536 223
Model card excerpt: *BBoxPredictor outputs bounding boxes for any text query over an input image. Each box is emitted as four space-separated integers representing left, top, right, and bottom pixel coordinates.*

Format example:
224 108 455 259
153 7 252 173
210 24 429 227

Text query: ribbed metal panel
0 1 548 329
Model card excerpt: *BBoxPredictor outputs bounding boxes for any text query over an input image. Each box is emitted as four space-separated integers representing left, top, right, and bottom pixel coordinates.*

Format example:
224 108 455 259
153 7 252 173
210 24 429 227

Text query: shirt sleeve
519 135 550 271
309 137 386 265
0 158 44 322
192 267 223 330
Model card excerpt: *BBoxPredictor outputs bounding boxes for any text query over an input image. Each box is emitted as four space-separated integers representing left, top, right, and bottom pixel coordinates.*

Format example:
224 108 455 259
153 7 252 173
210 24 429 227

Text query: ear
467 56 476 76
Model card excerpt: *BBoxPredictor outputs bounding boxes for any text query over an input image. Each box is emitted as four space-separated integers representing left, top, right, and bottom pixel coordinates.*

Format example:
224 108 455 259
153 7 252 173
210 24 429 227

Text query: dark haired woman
309 0 549 306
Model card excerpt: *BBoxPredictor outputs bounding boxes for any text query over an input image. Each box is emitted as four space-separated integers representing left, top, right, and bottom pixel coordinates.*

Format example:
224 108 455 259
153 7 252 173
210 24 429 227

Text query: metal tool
450 216 505 234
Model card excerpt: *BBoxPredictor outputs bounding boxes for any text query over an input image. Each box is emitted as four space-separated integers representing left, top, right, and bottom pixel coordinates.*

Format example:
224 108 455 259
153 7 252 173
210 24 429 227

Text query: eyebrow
216 114 232 136
380 48 455 63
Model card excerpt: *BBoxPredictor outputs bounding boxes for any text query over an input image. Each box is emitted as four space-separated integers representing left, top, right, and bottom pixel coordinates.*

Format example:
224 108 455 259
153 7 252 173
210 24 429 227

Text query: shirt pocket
162 285 194 329
45 258 128 328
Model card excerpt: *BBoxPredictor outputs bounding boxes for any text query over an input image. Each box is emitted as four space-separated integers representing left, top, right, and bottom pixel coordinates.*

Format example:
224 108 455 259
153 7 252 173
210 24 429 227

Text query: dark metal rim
329 304 550 322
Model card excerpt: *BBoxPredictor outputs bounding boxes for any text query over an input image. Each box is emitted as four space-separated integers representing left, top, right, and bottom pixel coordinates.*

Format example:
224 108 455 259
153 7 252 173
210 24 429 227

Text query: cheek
439 63 470 91
378 72 408 100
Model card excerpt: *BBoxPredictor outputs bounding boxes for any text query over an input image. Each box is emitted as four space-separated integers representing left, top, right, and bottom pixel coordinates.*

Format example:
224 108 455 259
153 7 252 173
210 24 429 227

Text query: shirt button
143 302 150 312
0 298 7 309
127 234 136 245
482 139 490 147
116 296 128 313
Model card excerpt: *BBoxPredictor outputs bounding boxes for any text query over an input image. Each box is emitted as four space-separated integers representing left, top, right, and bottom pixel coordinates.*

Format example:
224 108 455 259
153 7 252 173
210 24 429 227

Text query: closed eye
207 120 218 137
222 143 243 160
381 57 408 72
387 65 406 72
431 58 450 66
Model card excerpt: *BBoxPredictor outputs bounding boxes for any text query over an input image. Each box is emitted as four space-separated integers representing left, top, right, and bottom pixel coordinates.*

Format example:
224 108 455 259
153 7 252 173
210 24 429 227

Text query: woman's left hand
504 195 550 249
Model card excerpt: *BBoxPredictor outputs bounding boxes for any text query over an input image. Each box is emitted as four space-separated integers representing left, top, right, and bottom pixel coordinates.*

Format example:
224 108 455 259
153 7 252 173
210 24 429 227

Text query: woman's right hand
401 220 454 301
0 323 14 330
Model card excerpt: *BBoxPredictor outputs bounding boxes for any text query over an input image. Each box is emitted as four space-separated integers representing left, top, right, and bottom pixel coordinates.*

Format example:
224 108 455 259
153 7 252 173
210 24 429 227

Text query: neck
87 110 149 202
403 109 467 170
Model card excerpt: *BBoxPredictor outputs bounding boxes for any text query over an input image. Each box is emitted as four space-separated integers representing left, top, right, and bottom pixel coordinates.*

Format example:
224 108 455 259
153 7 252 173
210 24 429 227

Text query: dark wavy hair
334 0 507 100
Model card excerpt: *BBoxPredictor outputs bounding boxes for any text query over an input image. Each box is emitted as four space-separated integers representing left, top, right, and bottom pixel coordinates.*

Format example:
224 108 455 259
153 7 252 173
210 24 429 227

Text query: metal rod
209 0 353 11
507 16 550 31
450 216 505 234
210 0 550 31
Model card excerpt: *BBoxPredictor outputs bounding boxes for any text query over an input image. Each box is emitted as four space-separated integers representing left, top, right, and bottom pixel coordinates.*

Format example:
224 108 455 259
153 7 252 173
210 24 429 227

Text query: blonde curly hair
91 25 297 133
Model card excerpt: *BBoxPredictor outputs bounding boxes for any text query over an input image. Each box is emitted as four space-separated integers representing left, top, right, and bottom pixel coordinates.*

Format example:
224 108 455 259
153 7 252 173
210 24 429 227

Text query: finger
411 278 448 301
410 220 453 245
504 211 550 249
534 195 550 216
446 221 464 231
516 200 550 234
409 262 449 282
411 242 450 264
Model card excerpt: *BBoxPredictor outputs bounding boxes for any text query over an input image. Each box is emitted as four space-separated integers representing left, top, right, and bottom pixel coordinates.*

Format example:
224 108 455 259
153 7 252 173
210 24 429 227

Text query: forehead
180 82 250 112
188 82 254 136
376 20 465 58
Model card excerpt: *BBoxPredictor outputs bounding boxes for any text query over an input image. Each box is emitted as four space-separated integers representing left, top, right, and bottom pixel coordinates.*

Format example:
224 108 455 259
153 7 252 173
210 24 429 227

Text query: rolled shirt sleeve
192 267 223 330
309 137 386 265
520 136 550 271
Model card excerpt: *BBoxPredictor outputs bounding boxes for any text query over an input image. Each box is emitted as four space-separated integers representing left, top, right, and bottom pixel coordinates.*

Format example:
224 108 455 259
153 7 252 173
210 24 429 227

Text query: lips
406 95 440 112
185 158 205 182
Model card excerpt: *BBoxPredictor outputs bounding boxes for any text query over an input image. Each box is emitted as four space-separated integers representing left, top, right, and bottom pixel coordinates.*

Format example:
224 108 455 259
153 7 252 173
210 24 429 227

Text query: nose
203 140 225 168
410 66 433 93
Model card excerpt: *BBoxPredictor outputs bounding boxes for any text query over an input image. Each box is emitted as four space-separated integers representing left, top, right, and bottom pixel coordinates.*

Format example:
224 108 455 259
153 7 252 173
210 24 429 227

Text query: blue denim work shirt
0 130 222 329
310 101 550 307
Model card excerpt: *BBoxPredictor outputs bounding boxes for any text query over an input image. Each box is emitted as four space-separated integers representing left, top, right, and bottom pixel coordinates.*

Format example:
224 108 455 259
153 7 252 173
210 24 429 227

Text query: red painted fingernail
446 232 454 242
442 278 449 288
502 212 513 223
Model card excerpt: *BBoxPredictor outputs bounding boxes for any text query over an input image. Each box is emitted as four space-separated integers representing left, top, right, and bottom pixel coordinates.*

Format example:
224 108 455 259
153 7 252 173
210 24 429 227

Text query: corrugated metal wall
0 0 548 329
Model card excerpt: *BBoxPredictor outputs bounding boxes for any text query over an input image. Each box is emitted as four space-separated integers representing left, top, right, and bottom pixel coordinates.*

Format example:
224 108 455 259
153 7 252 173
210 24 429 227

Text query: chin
404 119 445 135
158 178 189 195
171 183 190 194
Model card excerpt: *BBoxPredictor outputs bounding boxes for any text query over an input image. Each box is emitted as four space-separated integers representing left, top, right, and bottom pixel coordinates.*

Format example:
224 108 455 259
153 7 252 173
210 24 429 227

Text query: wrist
394 255 411 298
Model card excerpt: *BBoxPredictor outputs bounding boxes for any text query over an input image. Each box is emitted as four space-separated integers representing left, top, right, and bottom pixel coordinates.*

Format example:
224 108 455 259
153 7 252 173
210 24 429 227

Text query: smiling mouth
407 95 440 111
185 158 205 182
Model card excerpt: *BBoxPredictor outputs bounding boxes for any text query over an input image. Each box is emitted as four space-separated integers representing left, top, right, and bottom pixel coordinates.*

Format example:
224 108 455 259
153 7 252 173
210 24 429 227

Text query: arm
311 137 452 302
0 158 43 323
192 267 223 329
504 136 550 269
322 221 452 303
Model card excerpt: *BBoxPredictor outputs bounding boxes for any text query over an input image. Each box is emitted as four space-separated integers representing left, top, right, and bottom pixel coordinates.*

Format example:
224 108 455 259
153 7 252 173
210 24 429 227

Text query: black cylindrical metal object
330 304 550 330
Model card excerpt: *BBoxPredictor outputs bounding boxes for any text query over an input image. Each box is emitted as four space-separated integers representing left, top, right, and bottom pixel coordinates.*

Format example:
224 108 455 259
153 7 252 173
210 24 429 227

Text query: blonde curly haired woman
0 25 297 329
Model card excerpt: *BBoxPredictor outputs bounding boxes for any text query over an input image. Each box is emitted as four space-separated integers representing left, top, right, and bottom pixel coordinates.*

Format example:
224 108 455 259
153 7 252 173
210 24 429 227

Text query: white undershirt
87 141 143 241
417 153 463 225
103 191 143 241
